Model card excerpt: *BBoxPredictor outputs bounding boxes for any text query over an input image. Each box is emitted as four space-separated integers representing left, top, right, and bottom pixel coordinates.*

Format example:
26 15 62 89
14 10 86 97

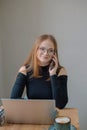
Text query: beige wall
0 42 3 98
0 0 87 129
0 2 3 98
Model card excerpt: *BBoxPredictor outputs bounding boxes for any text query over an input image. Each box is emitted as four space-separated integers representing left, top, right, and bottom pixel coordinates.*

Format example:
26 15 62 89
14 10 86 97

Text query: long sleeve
50 75 68 109
10 73 27 98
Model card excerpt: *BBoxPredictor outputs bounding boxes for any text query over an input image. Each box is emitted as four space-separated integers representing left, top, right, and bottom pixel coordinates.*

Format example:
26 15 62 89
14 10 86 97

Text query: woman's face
37 39 55 66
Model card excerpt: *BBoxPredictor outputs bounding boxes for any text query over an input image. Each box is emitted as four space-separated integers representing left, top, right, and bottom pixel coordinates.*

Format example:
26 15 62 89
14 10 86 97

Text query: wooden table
0 108 80 130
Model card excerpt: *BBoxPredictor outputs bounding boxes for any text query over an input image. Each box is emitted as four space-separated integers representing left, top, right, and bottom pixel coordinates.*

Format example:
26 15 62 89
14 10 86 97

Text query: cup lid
55 116 71 124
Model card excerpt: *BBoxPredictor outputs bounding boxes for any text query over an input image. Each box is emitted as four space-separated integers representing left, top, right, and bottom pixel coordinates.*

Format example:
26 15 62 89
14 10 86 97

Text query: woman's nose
44 50 49 55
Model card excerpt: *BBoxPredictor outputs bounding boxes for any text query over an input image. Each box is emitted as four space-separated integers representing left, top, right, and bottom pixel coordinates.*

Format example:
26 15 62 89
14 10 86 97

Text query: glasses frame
38 47 55 55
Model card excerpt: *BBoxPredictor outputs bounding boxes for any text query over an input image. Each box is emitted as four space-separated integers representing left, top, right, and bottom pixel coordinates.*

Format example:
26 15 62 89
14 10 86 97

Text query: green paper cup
54 116 71 130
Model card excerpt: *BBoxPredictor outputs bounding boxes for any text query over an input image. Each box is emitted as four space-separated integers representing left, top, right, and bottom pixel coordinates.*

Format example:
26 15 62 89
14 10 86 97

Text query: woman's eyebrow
39 46 54 49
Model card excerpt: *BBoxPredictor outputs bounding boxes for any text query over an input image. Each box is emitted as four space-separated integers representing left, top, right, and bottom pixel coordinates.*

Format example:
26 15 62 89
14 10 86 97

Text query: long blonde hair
23 34 61 77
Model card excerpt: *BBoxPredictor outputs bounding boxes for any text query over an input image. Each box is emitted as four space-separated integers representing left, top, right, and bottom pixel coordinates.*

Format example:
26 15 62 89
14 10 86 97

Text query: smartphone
49 60 55 70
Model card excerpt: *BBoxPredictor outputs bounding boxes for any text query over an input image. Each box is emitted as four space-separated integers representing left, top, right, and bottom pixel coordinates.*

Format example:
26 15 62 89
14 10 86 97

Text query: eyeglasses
38 47 55 55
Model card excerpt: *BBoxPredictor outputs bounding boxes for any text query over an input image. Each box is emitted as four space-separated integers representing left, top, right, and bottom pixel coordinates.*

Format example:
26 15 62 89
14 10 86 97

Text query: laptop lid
1 99 56 125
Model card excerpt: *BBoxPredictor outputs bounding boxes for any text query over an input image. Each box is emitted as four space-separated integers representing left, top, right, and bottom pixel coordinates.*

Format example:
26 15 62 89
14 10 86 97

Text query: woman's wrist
49 71 57 76
49 68 58 76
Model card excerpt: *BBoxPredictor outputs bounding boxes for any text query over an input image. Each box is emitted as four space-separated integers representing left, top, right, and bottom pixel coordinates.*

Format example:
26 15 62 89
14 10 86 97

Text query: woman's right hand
18 66 27 75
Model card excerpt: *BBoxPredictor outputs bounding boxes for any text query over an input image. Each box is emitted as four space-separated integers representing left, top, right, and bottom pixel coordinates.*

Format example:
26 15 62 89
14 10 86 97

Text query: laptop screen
1 99 57 125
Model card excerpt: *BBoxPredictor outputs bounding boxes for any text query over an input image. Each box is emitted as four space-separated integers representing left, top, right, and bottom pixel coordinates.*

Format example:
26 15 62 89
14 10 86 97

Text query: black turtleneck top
10 65 68 109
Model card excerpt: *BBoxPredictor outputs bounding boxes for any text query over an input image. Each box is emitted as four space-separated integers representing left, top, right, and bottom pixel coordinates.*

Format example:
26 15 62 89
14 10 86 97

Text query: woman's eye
50 49 54 52
41 48 45 51
39 47 45 51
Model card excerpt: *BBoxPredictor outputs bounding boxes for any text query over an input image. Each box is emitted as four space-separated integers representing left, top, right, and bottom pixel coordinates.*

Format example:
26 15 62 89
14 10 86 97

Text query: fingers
52 55 58 68
49 55 58 75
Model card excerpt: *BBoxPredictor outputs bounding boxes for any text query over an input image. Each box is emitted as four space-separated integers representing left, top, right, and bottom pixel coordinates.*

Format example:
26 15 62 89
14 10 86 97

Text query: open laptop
1 99 57 125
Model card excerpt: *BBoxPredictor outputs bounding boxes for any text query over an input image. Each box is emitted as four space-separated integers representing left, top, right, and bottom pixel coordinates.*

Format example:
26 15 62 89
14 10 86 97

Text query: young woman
10 34 68 109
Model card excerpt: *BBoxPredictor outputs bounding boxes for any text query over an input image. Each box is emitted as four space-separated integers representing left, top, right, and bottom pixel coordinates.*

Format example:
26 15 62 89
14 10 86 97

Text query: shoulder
58 67 67 76
18 65 32 75
18 66 27 75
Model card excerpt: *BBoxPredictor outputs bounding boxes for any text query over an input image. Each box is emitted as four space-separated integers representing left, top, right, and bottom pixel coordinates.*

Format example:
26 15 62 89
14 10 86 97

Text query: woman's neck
38 62 50 67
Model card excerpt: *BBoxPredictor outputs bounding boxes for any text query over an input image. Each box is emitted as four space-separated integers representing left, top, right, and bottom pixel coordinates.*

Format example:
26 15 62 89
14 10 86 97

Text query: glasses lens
48 49 54 55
